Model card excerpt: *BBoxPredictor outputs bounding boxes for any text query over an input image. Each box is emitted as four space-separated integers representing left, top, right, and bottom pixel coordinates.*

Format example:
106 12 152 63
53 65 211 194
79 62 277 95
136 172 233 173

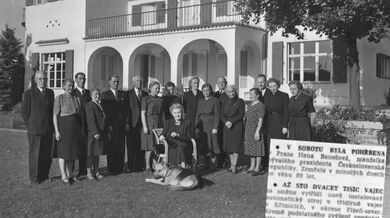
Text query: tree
237 0 390 110
0 25 25 109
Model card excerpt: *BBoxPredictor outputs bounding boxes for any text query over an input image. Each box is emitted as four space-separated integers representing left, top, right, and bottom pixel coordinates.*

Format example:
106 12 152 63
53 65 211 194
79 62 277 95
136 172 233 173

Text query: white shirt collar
76 86 84 93
260 88 266 95
110 88 117 95
37 86 43 92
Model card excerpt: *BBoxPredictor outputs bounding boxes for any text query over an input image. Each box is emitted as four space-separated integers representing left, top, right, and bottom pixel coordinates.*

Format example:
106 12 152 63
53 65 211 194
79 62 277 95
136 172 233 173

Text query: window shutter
150 55 156 78
272 41 284 83
167 0 177 28
156 2 166 24
65 50 74 79
332 39 347 83
132 5 142 26
26 0 33 6
216 0 228 17
200 0 212 25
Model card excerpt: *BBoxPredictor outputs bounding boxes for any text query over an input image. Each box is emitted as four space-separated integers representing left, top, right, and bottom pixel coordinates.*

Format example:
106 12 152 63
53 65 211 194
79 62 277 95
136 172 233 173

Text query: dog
145 160 201 191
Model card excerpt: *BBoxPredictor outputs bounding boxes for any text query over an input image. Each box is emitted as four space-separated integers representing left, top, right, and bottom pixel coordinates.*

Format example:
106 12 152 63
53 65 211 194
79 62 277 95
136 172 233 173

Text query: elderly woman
160 103 193 168
195 83 220 169
244 88 266 176
264 78 289 145
183 76 203 129
221 84 245 174
53 79 81 184
141 81 165 172
288 81 316 141
85 88 106 180
162 82 181 122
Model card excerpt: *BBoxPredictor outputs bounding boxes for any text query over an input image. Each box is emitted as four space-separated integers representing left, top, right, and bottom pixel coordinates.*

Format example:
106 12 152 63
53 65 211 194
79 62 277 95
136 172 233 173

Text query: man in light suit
101 75 129 175
126 76 148 173
21 71 54 184
73 72 91 178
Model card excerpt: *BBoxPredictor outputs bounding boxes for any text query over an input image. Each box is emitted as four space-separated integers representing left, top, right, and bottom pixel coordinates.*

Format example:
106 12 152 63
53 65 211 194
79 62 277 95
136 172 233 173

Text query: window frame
287 40 333 83
41 52 66 88
377 53 390 79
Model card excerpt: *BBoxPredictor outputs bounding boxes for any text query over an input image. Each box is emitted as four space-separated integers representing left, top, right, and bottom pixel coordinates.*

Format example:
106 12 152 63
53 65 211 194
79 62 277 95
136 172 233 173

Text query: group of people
22 70 315 185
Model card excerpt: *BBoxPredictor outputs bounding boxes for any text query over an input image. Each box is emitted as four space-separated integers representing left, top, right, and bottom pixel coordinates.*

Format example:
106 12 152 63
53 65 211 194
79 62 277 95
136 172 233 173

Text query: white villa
24 0 390 107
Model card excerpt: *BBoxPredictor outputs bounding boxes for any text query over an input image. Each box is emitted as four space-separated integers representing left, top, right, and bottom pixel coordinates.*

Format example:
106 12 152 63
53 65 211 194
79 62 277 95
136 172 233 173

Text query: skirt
141 115 162 151
168 142 193 166
223 120 244 153
288 117 312 141
198 115 220 155
267 113 287 146
52 114 81 160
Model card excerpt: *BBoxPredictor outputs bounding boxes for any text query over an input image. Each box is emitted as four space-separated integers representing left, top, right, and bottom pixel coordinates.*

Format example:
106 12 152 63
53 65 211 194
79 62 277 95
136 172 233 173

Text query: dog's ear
152 159 158 170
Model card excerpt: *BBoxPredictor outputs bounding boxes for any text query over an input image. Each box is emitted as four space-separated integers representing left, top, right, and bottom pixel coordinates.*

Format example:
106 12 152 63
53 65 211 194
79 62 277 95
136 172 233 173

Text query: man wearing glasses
22 71 54 184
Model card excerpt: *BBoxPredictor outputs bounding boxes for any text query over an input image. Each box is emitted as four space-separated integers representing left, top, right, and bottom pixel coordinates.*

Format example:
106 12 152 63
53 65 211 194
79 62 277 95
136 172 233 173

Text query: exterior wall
360 38 390 107
25 0 86 95
85 26 238 90
267 26 390 107
86 0 128 20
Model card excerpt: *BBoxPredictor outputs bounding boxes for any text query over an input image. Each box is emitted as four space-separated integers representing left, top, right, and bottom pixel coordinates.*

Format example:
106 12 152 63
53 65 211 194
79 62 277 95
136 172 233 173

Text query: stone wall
344 121 384 145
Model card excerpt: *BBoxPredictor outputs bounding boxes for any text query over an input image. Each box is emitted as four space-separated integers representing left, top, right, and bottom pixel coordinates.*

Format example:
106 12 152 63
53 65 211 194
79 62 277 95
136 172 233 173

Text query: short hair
201 83 213 92
62 78 74 87
34 70 46 79
217 76 227 83
250 88 261 96
109 75 120 81
225 84 238 93
132 76 141 82
148 81 160 90
188 76 200 88
257 74 267 80
165 82 175 89
169 103 183 115
75 72 86 79
90 88 100 95
267 78 281 88
288 80 303 90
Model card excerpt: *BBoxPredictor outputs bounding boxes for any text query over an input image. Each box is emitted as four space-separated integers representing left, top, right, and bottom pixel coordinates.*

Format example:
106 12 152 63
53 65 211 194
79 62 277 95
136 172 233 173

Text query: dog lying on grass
145 161 201 191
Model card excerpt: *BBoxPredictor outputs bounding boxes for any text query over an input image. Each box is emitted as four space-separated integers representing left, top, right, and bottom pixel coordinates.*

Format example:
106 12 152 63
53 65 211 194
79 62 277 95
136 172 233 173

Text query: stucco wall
25 0 86 95
86 0 128 20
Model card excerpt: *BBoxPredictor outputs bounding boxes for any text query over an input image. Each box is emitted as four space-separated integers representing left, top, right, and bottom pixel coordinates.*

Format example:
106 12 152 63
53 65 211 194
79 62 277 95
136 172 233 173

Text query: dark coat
21 85 54 135
259 88 271 104
85 101 105 136
126 88 149 128
101 89 128 133
182 89 203 123
73 88 91 136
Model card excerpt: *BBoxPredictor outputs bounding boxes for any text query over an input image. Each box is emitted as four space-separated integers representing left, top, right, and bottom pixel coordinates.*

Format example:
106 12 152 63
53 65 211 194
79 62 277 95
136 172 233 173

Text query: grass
0 129 265 218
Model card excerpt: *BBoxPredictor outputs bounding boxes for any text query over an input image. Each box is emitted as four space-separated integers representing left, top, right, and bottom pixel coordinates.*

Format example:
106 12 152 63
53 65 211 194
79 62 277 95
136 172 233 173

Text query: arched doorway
87 47 123 90
177 39 227 90
128 43 171 89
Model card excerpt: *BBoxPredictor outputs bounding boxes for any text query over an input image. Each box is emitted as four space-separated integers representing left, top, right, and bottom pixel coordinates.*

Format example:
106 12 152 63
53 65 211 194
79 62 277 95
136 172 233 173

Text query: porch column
226 46 239 87
170 50 179 87
122 55 129 90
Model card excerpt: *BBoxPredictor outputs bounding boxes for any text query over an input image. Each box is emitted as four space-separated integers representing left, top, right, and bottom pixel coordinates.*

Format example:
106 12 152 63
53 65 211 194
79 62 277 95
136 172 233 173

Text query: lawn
0 129 265 218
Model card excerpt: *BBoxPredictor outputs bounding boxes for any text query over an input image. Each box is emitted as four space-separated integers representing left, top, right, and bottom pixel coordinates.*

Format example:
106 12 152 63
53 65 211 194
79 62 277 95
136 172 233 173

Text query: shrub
312 120 347 143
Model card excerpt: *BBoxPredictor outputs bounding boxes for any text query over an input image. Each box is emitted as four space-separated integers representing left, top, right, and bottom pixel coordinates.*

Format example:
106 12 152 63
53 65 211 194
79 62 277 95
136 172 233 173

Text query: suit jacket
182 89 203 123
74 88 91 136
214 91 229 104
126 88 149 128
85 101 105 136
101 89 128 133
21 85 54 135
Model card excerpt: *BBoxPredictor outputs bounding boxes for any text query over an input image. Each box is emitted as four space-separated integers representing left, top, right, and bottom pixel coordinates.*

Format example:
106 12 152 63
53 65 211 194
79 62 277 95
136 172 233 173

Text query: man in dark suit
21 71 54 184
73 72 91 178
214 76 229 169
101 75 129 175
256 74 271 170
126 76 148 173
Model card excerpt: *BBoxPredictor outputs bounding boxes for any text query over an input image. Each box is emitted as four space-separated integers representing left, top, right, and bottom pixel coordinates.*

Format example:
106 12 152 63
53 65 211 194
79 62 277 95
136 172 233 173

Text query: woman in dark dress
141 81 165 172
85 88 106 180
264 78 289 146
53 79 81 184
162 82 181 122
182 76 203 130
160 103 193 168
244 88 266 176
195 83 220 169
221 85 245 174
288 81 316 141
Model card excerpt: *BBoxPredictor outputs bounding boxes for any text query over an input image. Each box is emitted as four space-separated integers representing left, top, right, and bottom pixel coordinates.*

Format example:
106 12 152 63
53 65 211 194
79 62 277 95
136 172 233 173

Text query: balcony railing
86 1 252 38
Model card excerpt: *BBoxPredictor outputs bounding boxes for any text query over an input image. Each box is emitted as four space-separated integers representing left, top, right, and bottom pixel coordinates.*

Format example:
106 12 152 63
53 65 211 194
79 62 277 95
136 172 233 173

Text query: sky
0 0 26 43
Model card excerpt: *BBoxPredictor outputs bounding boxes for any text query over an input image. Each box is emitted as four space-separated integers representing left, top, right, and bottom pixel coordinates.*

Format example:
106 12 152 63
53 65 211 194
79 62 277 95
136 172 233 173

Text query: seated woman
159 103 193 168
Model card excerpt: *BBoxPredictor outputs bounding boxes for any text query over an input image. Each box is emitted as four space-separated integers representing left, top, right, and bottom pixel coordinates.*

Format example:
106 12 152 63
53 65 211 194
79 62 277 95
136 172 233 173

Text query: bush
312 120 347 143
317 105 390 124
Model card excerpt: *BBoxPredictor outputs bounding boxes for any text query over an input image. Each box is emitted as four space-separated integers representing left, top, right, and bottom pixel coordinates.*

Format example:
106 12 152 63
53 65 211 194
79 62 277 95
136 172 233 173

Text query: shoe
95 173 104 180
145 168 152 174
69 177 76 184
30 180 39 185
246 169 254 174
87 174 96 181
251 171 260 176
61 178 70 184
231 165 237 174
124 169 133 174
